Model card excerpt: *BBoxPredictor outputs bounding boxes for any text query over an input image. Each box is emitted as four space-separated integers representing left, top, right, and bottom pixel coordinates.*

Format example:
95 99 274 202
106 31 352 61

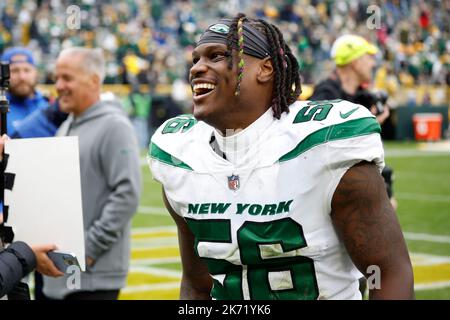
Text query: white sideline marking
130 266 182 278
410 252 450 265
131 257 181 265
132 225 177 234
418 142 450 152
137 206 168 216
121 282 180 294
415 281 450 291
132 237 179 248
396 171 450 182
397 192 450 203
385 150 450 157
404 232 450 244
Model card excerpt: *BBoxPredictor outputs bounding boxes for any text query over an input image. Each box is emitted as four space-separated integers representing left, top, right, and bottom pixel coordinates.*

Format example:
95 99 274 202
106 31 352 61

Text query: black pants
34 271 45 300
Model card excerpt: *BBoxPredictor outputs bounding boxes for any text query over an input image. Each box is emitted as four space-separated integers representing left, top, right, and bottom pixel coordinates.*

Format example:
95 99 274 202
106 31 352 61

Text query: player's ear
91 73 101 87
257 57 273 83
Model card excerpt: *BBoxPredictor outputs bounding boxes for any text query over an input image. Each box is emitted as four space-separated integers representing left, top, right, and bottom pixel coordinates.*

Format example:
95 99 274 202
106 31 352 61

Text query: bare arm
162 189 212 300
331 161 414 299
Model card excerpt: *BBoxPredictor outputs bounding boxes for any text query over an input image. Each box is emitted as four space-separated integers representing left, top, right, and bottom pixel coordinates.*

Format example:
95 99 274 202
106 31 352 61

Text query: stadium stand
0 0 448 88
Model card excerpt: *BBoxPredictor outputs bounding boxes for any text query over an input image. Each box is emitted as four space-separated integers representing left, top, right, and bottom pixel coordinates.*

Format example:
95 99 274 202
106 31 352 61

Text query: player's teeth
193 83 216 92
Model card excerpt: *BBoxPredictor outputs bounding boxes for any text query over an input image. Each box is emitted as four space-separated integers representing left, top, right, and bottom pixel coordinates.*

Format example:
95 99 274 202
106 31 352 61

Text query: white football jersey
149 100 385 300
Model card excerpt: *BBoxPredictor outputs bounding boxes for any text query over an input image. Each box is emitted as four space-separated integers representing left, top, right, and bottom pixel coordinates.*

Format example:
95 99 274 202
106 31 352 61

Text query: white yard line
131 257 181 265
396 171 450 182
418 142 450 152
410 252 450 266
404 232 450 244
132 225 177 234
121 282 180 294
397 192 450 203
130 266 182 278
132 237 179 248
415 281 450 291
385 150 450 157
137 206 168 216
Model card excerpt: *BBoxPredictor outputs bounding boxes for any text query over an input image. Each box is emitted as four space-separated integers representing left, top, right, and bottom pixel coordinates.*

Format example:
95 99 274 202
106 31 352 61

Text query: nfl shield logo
227 174 240 191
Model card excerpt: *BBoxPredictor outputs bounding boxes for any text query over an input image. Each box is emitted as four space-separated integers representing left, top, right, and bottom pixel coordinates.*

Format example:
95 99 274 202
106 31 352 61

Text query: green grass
132 213 172 228
406 241 450 257
154 263 183 271
384 142 450 257
132 141 450 299
415 288 450 300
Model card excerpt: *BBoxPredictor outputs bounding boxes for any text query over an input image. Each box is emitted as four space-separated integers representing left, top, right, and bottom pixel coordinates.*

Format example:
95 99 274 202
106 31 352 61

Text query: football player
148 13 414 300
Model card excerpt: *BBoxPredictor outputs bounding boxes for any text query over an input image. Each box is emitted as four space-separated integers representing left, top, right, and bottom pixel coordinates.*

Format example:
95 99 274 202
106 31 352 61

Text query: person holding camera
310 35 390 126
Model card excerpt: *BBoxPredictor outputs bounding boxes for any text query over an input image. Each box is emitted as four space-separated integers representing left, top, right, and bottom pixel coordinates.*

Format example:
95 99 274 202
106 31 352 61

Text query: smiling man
148 13 414 300
41 47 142 300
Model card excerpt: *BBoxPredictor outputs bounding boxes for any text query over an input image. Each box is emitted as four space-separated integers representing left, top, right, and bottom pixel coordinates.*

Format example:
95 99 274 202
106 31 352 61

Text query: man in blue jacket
0 47 50 136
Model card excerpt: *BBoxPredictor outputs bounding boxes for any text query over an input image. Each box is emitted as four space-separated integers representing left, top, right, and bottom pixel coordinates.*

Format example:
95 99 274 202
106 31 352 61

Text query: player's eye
211 52 226 61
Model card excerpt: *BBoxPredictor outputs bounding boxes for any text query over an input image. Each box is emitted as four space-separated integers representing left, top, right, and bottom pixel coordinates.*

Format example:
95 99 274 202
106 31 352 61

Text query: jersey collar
213 108 274 165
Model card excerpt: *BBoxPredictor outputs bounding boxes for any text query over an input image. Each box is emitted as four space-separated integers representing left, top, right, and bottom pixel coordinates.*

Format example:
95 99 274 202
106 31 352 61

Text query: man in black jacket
0 241 63 297
310 34 390 125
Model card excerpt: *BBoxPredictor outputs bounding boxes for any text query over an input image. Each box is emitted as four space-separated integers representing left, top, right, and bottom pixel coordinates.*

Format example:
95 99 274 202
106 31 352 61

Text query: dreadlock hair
226 13 302 119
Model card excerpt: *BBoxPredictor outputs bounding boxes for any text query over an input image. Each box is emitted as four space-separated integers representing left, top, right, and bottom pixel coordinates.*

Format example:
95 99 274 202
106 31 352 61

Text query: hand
86 256 95 267
376 104 390 125
30 244 65 277
370 104 390 125
0 134 10 161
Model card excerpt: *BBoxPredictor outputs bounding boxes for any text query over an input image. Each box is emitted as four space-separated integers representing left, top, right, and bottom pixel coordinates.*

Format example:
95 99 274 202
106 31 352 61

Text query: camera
354 89 388 115
0 62 10 135
0 62 10 89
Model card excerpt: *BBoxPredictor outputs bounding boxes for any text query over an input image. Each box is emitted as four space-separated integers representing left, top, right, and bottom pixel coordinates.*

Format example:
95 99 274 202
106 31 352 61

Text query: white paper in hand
4 136 85 271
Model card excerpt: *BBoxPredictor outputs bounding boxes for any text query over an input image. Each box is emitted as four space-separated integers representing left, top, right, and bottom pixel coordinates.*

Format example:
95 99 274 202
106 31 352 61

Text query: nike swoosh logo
339 107 359 119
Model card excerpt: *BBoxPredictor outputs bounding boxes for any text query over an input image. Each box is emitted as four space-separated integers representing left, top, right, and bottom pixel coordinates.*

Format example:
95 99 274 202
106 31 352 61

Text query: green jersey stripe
279 117 381 162
149 143 193 171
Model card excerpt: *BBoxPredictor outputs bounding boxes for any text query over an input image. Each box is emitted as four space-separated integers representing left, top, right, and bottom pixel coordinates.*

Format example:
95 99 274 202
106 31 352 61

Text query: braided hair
226 13 301 119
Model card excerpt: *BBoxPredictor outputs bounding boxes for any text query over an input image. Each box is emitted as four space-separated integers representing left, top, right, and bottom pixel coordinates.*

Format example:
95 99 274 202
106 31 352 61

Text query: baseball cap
1 47 36 66
331 35 378 66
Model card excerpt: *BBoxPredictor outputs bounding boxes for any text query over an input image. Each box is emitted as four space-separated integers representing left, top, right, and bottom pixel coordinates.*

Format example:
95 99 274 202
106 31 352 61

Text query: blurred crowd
0 0 449 89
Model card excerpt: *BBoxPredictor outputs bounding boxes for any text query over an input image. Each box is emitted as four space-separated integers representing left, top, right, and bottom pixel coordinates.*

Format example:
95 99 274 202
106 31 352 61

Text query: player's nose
190 58 208 79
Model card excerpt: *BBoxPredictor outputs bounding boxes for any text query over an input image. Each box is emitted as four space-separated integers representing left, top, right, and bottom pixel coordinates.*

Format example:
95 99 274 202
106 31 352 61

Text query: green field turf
122 141 450 300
